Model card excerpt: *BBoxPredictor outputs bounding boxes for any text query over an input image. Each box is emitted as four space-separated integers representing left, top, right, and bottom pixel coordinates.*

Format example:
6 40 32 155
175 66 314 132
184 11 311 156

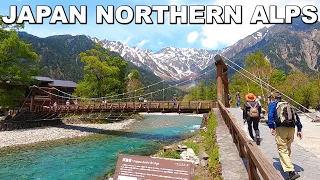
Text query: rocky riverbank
0 119 135 149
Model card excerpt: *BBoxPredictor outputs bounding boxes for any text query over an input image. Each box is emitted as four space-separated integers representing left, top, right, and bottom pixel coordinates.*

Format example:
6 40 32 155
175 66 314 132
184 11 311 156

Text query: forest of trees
183 81 217 101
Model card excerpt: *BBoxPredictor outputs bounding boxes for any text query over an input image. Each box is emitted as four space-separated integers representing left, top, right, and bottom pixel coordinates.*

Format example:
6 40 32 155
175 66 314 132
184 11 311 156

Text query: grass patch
157 150 181 159
201 111 222 179
184 140 200 155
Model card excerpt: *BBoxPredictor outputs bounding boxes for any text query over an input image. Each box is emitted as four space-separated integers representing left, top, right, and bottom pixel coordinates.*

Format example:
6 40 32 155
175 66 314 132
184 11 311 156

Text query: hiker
268 91 303 180
139 96 144 102
243 93 262 145
268 92 276 104
256 96 262 106
228 94 232 105
236 92 241 108
172 94 177 108
73 99 78 105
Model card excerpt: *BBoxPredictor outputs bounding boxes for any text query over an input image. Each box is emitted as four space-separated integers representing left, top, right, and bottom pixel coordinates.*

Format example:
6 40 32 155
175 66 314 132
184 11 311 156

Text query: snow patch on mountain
89 37 218 81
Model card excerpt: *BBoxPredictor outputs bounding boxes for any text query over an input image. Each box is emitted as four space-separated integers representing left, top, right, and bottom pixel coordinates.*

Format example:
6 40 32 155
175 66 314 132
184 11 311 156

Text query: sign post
113 154 195 180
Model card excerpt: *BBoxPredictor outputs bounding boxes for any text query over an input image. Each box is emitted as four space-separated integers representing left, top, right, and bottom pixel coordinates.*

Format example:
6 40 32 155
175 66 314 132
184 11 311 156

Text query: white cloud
200 0 320 49
158 39 163 45
137 39 150 47
123 36 131 44
187 31 199 43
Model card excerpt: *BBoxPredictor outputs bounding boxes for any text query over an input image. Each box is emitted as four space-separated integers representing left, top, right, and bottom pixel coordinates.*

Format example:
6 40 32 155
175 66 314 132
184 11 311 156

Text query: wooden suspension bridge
32 101 217 114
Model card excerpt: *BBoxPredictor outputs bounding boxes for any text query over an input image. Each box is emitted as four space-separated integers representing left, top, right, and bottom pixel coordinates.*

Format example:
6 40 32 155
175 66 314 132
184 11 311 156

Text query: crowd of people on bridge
240 91 303 180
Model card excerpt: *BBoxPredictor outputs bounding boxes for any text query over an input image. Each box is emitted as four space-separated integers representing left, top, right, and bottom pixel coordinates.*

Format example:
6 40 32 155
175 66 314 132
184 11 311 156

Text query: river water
0 114 202 180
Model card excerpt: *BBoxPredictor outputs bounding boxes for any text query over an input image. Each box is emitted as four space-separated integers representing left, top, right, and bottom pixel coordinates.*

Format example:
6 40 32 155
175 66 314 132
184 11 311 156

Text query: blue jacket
268 100 302 132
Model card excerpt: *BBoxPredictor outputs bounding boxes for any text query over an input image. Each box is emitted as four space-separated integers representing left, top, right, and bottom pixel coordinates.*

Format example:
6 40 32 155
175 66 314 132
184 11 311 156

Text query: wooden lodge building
30 76 78 107
1 76 77 109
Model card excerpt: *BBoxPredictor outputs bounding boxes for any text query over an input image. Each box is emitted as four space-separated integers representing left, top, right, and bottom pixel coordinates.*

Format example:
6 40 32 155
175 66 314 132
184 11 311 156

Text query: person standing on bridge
243 93 262 145
268 92 302 180
172 94 177 108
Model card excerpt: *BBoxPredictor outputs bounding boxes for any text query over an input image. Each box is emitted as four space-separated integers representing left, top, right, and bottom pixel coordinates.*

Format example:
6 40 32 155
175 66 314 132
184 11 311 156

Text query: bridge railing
218 101 283 180
35 101 216 113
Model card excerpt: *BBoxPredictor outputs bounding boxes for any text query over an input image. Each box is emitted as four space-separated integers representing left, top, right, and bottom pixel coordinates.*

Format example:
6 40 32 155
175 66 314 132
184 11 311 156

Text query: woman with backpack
243 93 262 145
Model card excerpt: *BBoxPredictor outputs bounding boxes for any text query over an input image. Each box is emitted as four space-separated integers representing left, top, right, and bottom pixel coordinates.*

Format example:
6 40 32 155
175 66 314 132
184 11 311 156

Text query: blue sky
1 0 319 52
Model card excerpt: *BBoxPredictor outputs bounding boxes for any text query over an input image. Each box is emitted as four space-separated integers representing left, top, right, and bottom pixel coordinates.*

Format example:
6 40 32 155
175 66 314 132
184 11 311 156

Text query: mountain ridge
17 18 320 90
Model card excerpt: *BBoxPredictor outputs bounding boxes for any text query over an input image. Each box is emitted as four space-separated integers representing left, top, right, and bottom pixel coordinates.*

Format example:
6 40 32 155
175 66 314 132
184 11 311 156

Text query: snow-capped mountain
90 37 218 81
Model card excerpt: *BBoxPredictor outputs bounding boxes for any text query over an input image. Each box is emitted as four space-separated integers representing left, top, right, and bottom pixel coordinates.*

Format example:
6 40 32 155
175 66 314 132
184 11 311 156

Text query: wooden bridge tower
215 55 230 107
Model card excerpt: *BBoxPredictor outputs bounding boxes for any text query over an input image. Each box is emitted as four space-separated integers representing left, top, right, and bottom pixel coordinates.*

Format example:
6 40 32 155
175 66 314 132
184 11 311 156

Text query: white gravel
0 119 135 148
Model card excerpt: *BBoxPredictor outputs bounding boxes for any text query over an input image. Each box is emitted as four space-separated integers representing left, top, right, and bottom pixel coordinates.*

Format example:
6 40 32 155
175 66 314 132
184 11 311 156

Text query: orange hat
245 93 256 102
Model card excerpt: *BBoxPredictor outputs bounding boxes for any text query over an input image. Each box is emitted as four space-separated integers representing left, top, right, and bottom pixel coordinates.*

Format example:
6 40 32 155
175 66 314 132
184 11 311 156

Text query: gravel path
0 119 135 148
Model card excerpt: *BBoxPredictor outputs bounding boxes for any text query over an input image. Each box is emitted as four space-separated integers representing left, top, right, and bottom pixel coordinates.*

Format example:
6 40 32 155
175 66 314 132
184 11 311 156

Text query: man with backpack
268 91 303 180
243 93 262 145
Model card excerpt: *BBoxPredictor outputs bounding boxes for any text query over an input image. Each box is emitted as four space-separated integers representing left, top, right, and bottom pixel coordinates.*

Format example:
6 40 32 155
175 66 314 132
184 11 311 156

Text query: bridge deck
33 101 216 114
228 107 320 180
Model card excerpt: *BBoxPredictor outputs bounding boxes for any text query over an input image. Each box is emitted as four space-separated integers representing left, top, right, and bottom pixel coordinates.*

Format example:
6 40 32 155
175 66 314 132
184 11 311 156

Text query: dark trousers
247 117 260 140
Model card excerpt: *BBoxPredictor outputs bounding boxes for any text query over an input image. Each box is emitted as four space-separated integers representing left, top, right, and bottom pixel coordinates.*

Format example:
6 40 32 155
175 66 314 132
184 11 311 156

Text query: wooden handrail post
247 153 259 180
215 54 230 107
237 135 245 158
29 89 35 112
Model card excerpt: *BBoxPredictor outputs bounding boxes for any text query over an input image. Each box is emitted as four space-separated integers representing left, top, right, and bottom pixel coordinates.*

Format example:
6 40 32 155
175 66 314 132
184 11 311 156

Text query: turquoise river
0 114 202 180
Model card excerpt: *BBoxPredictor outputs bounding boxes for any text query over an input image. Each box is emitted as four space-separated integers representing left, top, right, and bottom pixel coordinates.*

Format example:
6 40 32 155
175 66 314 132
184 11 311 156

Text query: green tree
183 81 217 101
126 69 145 100
0 15 39 108
73 43 127 98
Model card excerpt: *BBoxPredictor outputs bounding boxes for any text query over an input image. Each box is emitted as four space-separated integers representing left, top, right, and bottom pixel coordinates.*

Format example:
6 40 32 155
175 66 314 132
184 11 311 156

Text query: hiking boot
286 171 300 180
256 137 261 145
255 130 261 145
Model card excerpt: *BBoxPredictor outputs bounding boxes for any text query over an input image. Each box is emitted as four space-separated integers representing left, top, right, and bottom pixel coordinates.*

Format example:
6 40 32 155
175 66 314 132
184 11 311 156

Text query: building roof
34 76 77 88
34 76 53 82
48 80 77 88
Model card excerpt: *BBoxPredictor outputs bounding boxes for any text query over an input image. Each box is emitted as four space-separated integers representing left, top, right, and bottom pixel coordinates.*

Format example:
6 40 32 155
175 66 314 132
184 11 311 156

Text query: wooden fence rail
218 101 283 180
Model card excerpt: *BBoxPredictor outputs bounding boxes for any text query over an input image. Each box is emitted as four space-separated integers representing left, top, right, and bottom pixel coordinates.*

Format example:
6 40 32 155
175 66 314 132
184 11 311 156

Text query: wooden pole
223 70 230 108
216 63 223 103
215 54 229 107
30 90 35 112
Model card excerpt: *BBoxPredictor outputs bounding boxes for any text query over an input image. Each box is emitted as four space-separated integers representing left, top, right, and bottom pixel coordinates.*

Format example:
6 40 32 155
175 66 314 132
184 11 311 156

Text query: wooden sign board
113 154 195 180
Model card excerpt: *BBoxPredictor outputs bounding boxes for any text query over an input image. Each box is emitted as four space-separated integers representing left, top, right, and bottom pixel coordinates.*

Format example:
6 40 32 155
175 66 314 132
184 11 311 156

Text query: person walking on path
236 92 241 108
268 91 303 180
228 94 232 106
256 95 262 106
243 93 262 145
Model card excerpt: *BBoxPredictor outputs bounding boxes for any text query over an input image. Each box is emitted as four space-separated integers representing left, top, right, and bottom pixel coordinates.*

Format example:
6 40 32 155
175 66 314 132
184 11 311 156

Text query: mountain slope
17 32 183 100
18 32 93 82
91 37 218 82
230 20 320 74
198 19 320 84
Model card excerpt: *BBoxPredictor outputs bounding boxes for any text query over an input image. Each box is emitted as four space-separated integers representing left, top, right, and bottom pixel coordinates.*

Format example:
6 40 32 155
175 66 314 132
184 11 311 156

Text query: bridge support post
215 55 230 107
30 89 35 112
